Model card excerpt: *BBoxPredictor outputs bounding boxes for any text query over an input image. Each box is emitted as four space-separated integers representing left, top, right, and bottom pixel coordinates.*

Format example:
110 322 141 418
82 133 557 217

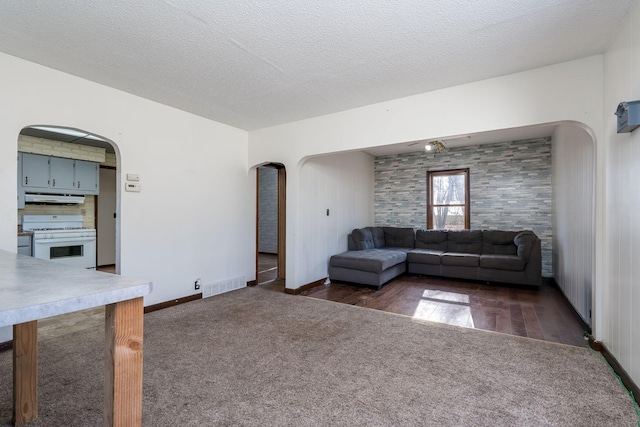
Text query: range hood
24 193 85 204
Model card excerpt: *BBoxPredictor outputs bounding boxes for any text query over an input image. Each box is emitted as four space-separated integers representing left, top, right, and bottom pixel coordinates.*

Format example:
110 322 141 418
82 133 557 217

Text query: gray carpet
1 286 638 426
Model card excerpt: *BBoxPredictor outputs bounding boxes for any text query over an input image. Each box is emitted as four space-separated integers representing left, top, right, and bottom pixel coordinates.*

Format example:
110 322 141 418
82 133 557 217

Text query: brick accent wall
375 138 552 276
18 135 106 162
103 152 117 168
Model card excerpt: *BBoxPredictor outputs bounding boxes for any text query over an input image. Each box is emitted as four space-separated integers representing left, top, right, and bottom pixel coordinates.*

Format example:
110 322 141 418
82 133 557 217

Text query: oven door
33 237 96 269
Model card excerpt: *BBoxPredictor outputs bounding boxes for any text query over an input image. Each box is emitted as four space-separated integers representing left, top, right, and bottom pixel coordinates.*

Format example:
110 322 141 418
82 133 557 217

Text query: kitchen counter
17 225 32 237
0 250 152 426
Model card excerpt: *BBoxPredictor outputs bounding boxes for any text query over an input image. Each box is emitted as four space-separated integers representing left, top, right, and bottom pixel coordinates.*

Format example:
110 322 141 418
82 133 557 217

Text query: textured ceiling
0 1 635 131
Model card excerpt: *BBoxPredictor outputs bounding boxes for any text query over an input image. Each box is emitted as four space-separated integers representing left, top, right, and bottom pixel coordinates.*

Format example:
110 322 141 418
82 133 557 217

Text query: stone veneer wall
258 167 278 254
375 138 552 276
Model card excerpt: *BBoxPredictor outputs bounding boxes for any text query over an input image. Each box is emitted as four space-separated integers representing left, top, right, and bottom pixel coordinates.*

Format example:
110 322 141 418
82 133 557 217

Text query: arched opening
17 125 119 273
254 163 286 289
296 122 595 343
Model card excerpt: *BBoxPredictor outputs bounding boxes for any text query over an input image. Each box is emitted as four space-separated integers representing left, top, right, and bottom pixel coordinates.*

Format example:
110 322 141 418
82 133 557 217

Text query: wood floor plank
521 304 545 341
509 304 528 337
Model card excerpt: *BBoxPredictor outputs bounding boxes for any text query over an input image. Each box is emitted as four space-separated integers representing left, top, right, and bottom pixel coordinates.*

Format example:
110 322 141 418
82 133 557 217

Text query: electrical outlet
194 278 201 290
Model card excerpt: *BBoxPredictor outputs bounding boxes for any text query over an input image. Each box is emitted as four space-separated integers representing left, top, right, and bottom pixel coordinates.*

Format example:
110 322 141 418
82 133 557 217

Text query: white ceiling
0 1 634 132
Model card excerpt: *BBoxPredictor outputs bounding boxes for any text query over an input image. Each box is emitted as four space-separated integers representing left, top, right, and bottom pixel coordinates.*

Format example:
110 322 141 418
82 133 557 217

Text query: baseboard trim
144 293 202 314
285 278 326 295
0 340 12 353
589 336 640 405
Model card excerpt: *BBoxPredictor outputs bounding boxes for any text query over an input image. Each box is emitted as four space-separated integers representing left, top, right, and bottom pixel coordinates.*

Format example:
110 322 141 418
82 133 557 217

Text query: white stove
22 215 96 269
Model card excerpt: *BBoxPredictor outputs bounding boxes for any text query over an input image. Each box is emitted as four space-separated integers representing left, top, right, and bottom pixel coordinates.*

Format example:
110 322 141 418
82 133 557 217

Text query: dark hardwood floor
300 274 589 347
96 264 116 274
257 253 278 284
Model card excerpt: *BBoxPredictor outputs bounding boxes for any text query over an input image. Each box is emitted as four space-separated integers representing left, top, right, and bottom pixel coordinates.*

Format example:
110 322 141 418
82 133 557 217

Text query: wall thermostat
125 182 141 192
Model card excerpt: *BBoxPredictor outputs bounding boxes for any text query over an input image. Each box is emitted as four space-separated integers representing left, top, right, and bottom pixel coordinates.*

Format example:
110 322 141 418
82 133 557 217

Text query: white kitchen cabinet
20 153 50 190
49 156 76 191
75 160 99 193
18 152 100 196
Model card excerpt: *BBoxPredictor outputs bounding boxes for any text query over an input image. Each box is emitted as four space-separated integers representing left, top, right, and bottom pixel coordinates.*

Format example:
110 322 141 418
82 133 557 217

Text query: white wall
0 52 253 341
299 152 374 284
249 56 605 290
552 124 595 324
601 0 640 385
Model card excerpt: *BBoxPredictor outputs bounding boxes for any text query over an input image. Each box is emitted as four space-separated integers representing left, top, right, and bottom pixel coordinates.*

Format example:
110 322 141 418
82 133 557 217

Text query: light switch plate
126 173 140 182
125 182 141 192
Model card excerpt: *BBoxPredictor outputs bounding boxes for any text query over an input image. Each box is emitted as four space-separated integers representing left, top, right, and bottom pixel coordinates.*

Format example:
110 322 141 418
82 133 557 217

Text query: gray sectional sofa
328 227 541 289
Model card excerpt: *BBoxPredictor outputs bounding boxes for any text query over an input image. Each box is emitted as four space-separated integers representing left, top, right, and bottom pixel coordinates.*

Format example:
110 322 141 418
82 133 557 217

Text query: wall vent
202 275 246 298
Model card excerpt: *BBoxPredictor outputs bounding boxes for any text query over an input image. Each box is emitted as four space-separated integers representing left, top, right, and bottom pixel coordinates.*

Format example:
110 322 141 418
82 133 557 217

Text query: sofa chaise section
328 227 414 289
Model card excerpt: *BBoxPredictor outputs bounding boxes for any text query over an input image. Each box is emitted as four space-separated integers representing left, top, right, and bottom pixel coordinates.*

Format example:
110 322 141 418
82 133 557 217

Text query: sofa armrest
514 231 538 262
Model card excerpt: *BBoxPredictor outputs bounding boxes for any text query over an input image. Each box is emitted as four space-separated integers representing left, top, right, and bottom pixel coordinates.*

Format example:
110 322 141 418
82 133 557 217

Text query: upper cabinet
74 160 99 192
49 156 76 191
18 152 100 196
20 153 50 190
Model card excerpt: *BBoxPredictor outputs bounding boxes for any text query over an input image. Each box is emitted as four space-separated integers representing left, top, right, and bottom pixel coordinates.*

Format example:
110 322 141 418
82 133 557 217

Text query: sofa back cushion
367 227 386 248
382 227 415 248
446 230 483 254
415 230 448 251
351 228 375 250
482 230 518 255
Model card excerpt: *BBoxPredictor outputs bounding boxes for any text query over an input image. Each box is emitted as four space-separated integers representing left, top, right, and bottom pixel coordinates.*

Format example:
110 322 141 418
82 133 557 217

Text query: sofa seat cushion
330 249 407 273
441 252 480 267
480 254 525 271
407 249 443 265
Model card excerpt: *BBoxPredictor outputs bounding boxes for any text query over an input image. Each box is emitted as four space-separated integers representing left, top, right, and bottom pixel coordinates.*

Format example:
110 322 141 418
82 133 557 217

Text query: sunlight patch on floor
412 289 475 328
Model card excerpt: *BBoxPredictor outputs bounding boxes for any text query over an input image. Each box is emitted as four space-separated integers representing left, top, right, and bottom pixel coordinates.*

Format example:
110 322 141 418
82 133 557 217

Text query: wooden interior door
97 167 116 266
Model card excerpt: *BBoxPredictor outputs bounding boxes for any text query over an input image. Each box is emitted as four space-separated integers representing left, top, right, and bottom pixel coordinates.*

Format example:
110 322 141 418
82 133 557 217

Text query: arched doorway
17 125 119 273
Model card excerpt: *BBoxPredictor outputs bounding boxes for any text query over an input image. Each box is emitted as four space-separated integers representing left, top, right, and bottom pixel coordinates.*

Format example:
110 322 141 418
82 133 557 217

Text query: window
427 168 470 230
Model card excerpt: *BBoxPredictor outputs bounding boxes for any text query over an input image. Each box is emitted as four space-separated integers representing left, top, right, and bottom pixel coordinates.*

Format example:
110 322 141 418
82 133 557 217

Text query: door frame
95 165 117 267
254 163 286 285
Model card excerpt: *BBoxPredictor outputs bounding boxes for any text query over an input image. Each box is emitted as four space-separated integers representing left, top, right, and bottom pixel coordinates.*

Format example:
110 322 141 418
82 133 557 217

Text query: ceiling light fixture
424 140 446 153
29 126 107 142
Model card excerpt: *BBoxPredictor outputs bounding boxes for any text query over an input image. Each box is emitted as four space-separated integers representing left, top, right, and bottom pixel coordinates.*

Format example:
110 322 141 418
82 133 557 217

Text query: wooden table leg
104 297 144 427
13 320 38 426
